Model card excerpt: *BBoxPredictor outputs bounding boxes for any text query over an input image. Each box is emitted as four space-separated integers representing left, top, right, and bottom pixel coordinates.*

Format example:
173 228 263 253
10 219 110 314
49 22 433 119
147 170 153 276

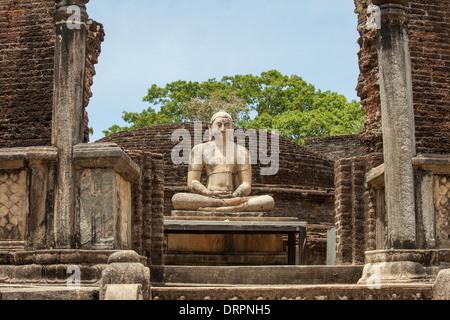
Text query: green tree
102 70 365 145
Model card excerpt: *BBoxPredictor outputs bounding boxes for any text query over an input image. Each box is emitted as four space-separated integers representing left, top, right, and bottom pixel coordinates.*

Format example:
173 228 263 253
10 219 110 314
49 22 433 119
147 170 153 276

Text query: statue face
210 116 233 133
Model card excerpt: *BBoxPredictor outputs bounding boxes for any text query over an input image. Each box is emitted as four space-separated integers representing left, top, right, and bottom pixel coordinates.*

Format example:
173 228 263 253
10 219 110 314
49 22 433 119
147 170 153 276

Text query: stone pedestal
361 155 450 284
0 250 123 286
100 251 150 300
0 143 140 252
165 211 300 266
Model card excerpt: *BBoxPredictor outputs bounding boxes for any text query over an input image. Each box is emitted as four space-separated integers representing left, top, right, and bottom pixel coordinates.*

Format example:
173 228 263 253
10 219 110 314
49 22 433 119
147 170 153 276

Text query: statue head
209 111 234 132
208 111 234 143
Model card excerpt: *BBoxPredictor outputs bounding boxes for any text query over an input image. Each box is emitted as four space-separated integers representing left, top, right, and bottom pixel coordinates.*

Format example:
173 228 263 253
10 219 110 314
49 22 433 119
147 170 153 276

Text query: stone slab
0 264 106 286
73 143 141 182
0 249 147 266
164 220 307 233
170 210 276 218
0 285 99 300
0 147 58 169
413 154 450 175
164 219 306 265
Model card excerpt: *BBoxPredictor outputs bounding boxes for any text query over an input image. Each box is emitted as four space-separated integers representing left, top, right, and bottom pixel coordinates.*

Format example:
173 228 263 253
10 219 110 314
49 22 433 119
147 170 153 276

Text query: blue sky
87 0 361 142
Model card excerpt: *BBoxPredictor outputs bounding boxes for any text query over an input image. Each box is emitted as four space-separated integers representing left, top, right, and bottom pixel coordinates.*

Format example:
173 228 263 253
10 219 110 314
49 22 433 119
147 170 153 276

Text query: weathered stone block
77 168 132 250
433 269 450 300
73 143 140 250
103 284 143 300
100 251 150 300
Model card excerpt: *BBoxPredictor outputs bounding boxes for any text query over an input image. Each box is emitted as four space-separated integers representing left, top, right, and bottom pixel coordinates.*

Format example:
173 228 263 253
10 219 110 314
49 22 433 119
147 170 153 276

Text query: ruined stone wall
354 0 450 155
0 0 103 147
355 0 382 154
84 19 105 143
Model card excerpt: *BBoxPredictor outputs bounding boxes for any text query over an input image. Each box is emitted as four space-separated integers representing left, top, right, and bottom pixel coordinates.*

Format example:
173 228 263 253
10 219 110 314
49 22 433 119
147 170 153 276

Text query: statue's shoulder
234 143 251 166
235 143 249 153
191 141 212 152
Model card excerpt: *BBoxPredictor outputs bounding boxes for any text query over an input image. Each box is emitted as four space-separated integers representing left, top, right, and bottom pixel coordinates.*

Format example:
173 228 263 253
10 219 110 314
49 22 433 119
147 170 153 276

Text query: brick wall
408 0 450 155
126 150 144 255
354 0 450 155
125 149 165 266
99 122 335 189
334 153 383 265
0 0 55 147
304 134 362 162
0 0 104 147
150 154 165 265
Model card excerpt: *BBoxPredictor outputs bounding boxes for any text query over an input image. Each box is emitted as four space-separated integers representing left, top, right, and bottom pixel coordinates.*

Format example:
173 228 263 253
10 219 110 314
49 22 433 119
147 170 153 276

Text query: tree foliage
102 70 365 145
180 89 249 124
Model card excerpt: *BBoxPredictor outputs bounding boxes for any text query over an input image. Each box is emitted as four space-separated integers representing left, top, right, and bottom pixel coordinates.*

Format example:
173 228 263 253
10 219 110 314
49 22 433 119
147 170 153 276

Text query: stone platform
164 211 305 266
0 264 444 300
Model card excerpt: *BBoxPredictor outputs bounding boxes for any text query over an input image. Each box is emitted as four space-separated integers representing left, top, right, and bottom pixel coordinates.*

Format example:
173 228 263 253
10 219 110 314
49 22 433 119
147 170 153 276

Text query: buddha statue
172 111 275 213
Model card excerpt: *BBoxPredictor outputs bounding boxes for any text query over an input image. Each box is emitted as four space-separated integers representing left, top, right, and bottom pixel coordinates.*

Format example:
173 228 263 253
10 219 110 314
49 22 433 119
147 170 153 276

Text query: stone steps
151 265 364 286
150 265 434 300
151 283 434 301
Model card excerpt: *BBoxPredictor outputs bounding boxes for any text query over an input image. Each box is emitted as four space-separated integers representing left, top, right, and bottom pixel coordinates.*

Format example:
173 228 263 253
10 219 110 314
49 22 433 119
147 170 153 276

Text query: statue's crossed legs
172 193 275 213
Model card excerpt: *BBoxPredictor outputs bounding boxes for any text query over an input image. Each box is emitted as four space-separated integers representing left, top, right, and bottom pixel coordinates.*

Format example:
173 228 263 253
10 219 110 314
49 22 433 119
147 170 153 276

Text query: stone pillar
373 0 416 249
356 1 450 285
52 0 89 248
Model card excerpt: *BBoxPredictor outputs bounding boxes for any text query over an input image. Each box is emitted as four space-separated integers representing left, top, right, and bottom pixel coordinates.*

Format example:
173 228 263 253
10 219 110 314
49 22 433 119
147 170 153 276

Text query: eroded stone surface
0 171 27 242
434 175 450 248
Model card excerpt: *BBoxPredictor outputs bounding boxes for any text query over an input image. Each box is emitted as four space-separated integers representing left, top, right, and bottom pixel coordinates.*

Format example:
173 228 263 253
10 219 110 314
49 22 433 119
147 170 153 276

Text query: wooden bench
164 220 307 265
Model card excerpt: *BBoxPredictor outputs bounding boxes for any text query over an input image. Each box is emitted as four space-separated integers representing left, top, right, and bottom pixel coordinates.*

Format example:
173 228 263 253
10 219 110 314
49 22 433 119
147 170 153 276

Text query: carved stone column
52 0 89 248
373 0 416 250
